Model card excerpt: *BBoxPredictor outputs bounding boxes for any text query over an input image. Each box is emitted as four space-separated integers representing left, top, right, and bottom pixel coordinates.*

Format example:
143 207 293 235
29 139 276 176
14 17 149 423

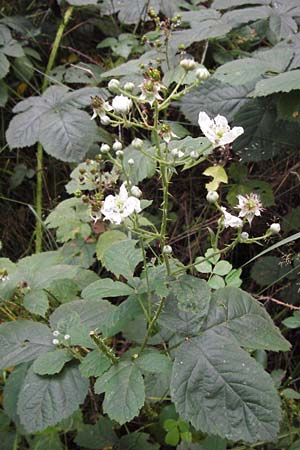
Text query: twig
256 294 300 311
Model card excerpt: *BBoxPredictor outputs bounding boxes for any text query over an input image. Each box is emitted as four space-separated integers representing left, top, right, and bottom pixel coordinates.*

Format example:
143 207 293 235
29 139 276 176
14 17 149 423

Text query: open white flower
112 95 132 114
221 207 243 228
198 112 244 147
91 96 113 123
236 193 263 225
101 182 141 224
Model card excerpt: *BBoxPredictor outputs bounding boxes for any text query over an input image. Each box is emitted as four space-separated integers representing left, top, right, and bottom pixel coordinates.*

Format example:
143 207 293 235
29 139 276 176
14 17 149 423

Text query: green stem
139 296 166 354
35 5 74 253
90 332 119 364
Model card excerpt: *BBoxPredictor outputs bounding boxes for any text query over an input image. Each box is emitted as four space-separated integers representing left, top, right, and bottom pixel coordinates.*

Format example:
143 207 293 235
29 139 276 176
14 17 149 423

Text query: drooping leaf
33 349 73 376
94 360 145 424
171 330 282 443
17 365 89 433
75 417 118 449
0 320 53 370
203 287 290 351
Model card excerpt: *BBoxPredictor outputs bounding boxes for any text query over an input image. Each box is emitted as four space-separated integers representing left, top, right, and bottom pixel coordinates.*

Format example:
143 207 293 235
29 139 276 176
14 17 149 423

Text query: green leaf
0 320 53 370
3 363 30 424
204 287 290 351
103 239 143 281
195 257 212 274
214 47 293 86
33 349 73 375
101 0 160 24
225 268 242 288
282 312 300 329
30 433 64 450
213 260 232 276
118 432 159 450
75 417 118 449
48 279 80 303
123 144 156 184
281 388 300 400
96 230 127 263
67 0 97 4
208 274 226 289
171 275 211 315
82 278 135 300
251 70 300 97
203 165 228 191
179 78 254 124
268 0 300 41
251 256 290 286
0 51 9 79
171 330 282 443
17 365 89 433
94 360 145 424
277 92 300 123
135 349 172 375
201 435 226 450
0 80 8 106
213 0 270 9
23 289 49 317
79 349 111 377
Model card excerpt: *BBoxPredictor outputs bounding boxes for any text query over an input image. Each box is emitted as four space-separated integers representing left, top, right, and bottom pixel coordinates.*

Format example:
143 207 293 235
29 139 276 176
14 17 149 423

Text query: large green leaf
82 278 135 300
0 321 53 370
17 365 88 433
214 47 293 85
268 0 300 41
118 432 159 450
103 239 143 281
179 78 254 124
213 0 270 8
135 348 172 375
33 349 73 375
94 360 145 424
101 0 160 24
171 275 211 314
79 349 111 378
75 417 118 449
222 5 271 28
123 145 156 184
23 289 49 317
204 287 290 351
67 0 98 5
251 70 300 96
171 330 281 443
96 230 127 263
3 363 30 424
0 50 9 79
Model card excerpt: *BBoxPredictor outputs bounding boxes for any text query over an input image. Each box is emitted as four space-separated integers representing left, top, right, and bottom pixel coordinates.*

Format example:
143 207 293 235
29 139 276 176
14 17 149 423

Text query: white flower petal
119 182 129 202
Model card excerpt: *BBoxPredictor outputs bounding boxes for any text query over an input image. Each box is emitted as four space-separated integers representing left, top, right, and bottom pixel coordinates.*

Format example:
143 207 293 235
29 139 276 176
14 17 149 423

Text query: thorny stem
90 332 119 364
35 6 74 253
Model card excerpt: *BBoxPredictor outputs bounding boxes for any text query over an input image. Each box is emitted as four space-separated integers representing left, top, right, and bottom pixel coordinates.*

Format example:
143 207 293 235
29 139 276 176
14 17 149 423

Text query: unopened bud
132 138 143 149
124 81 135 92
240 232 249 240
180 58 196 71
64 334 70 340
163 245 173 255
112 140 122 151
269 223 281 235
100 143 110 153
100 115 111 126
196 67 210 80
206 191 219 204
108 78 120 92
116 150 124 157
128 158 135 166
52 339 59 345
53 330 60 337
131 185 142 198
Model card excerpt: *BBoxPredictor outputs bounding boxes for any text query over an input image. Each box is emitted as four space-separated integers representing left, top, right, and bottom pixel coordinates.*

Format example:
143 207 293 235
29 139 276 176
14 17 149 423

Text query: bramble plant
1 1 300 449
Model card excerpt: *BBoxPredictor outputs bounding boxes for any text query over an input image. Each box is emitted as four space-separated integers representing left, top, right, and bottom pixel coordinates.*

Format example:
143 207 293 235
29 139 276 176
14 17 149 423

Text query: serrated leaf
79 349 111 377
23 289 49 317
268 0 300 41
251 256 290 286
96 230 127 262
33 350 73 375
103 239 143 280
0 51 9 79
82 278 135 300
171 330 282 443
251 70 300 97
123 145 156 184
101 0 160 24
171 275 211 315
0 320 53 370
3 363 29 424
223 5 271 28
135 349 172 374
17 365 88 433
179 78 254 125
204 287 290 351
30 433 64 450
94 360 145 424
213 0 270 9
75 417 118 449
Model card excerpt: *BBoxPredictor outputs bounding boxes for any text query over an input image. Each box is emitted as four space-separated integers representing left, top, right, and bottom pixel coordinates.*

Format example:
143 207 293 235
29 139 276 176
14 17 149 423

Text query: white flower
131 185 142 198
91 96 113 122
101 182 141 225
162 245 173 254
236 193 263 225
53 330 60 337
116 150 124 157
180 58 196 71
64 334 71 340
206 191 219 204
221 207 243 228
198 112 244 147
100 115 111 125
171 148 184 159
196 67 210 80
52 339 59 345
112 95 132 114
139 79 164 105
240 231 249 240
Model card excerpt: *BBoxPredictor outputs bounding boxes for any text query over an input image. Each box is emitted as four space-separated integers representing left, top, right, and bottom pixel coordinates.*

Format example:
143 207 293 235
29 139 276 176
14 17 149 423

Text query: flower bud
112 140 122 151
52 339 59 345
100 115 111 126
116 150 124 157
180 58 196 71
132 138 143 149
190 150 198 159
74 189 82 198
128 158 135 166
100 143 110 153
64 334 70 340
131 185 142 198
124 81 135 92
206 191 219 204
240 232 249 240
108 78 120 92
196 67 210 80
269 223 281 235
162 245 173 255
53 330 60 337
